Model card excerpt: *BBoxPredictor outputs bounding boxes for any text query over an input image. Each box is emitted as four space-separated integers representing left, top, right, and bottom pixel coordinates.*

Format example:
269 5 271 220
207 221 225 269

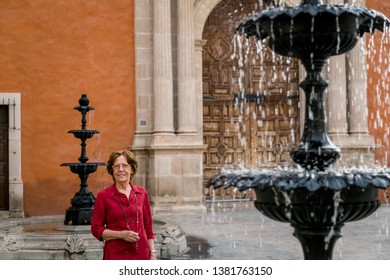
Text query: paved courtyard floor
157 202 390 260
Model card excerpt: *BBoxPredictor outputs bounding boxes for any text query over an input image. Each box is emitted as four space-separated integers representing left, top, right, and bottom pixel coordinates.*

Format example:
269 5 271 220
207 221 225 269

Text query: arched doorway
202 0 301 202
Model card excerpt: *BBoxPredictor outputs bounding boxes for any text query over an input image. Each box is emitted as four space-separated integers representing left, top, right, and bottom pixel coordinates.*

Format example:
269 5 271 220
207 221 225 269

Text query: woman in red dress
91 150 156 260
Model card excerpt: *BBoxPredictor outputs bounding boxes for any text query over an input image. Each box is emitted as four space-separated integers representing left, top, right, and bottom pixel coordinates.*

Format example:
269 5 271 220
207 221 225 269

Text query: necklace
117 190 139 250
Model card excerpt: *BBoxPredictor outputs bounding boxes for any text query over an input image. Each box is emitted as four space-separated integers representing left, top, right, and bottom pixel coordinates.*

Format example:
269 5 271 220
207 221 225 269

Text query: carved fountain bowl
61 162 106 175
68 129 99 139
265 11 360 58
254 184 380 227
237 5 390 59
208 167 390 227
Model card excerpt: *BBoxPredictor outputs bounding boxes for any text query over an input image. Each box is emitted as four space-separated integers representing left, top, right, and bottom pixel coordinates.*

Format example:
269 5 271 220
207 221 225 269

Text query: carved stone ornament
206 34 231 62
0 236 20 252
65 235 86 253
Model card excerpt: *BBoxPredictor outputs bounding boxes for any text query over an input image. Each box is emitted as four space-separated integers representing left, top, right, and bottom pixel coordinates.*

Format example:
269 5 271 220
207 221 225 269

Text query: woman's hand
120 230 140 243
150 250 157 260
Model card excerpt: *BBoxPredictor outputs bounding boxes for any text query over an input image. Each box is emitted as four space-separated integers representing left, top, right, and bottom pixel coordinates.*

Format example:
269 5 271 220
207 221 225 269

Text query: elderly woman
91 150 156 260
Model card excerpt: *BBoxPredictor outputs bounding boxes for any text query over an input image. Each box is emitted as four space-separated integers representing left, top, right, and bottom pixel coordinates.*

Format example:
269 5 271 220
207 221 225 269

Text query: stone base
64 206 94 225
0 215 189 260
153 218 190 259
153 203 207 215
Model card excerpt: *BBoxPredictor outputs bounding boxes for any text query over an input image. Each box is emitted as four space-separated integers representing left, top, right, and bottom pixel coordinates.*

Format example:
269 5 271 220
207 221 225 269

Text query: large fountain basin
254 184 380 226
208 168 386 226
207 167 389 259
237 4 390 59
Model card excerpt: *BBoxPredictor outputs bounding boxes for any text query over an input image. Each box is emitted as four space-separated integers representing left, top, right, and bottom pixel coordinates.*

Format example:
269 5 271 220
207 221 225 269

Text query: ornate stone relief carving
65 235 86 253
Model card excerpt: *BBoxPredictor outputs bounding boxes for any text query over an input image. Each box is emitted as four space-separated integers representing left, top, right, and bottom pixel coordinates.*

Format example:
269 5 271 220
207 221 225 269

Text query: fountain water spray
208 0 390 259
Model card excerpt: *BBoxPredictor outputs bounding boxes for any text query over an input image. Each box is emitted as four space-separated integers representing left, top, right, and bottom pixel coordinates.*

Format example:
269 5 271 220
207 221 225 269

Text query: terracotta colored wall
366 0 390 167
0 0 135 216
366 0 390 202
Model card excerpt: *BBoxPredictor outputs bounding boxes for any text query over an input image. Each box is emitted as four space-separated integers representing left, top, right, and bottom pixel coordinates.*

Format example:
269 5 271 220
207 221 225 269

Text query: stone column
347 42 370 135
344 0 375 165
133 0 154 149
195 39 207 133
137 1 206 215
326 0 375 167
325 0 348 167
327 56 348 135
177 0 197 134
153 0 174 134
346 0 369 136
326 1 348 136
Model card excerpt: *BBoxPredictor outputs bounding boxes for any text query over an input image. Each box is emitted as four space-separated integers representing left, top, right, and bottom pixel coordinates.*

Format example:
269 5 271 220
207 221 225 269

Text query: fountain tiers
61 94 106 225
208 0 390 259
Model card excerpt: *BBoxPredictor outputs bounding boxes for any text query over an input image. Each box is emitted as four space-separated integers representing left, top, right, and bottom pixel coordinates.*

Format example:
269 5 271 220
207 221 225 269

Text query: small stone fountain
61 94 105 225
208 0 390 259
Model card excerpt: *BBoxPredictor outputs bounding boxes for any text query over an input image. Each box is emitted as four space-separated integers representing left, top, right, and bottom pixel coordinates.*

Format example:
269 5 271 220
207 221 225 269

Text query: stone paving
1 201 389 260
156 202 390 260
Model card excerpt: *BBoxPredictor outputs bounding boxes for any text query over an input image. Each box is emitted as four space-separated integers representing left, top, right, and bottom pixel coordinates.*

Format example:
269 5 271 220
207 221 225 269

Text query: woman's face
112 155 132 184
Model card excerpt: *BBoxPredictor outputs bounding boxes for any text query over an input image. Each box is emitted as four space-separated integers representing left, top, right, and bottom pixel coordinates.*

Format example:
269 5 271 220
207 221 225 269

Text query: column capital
195 39 207 51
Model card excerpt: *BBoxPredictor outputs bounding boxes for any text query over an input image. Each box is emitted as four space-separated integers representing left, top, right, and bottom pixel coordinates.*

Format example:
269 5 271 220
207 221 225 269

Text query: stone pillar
153 0 174 134
327 55 348 136
347 51 368 135
133 0 153 149
326 0 350 167
133 0 206 215
195 39 207 133
177 0 197 134
326 0 348 137
326 0 375 167
346 0 369 136
344 0 375 165
149 0 205 214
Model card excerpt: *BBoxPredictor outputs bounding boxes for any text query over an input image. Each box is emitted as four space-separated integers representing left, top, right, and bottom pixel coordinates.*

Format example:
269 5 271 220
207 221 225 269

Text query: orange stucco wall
0 0 135 216
366 0 390 202
366 0 390 167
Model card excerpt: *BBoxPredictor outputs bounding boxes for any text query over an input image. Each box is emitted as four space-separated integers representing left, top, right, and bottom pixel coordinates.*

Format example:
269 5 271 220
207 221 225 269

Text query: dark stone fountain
208 0 390 259
61 94 105 225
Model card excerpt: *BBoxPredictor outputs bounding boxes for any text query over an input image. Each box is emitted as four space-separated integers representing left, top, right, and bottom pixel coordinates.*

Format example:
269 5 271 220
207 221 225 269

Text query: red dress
91 183 155 260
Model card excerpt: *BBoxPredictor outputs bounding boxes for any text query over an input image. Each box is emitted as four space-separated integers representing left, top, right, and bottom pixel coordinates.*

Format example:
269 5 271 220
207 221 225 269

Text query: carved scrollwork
217 143 228 158
206 34 231 62
65 235 86 253
0 236 20 252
